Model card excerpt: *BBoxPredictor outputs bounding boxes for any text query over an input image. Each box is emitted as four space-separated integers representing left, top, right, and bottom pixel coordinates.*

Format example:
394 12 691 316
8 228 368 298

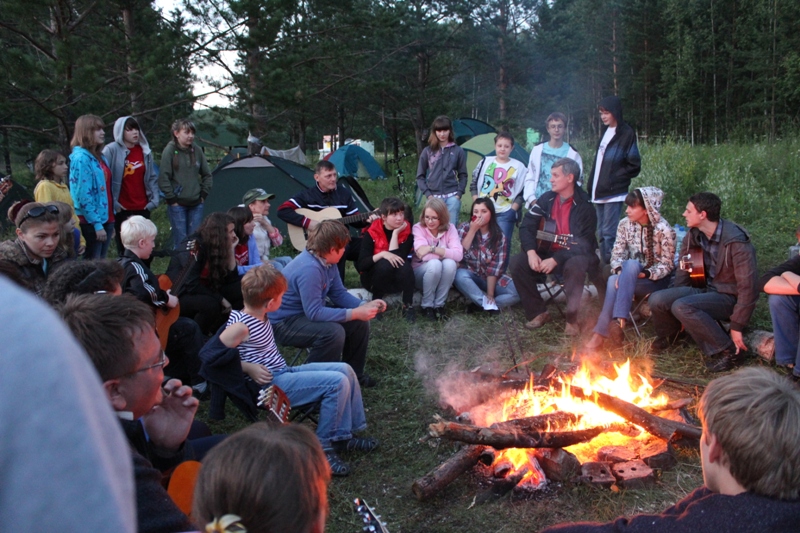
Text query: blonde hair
419 197 450 233
698 367 800 499
121 216 157 248
70 115 105 157
306 219 350 254
240 264 287 308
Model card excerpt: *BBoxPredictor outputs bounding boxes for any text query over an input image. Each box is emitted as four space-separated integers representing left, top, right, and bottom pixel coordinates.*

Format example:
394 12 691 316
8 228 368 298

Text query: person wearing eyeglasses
0 201 67 295
59 293 204 533
524 112 583 209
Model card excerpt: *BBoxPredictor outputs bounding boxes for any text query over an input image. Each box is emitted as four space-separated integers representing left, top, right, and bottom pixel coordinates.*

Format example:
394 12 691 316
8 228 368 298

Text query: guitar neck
536 230 559 243
339 211 372 225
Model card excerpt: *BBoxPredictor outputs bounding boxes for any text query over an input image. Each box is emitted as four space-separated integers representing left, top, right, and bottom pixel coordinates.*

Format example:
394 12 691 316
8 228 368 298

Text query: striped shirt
226 310 286 374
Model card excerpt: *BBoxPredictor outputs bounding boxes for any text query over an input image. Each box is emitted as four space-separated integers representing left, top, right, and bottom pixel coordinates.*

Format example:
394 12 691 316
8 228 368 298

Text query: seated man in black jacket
510 157 601 335
278 160 377 280
59 293 200 533
539 367 800 533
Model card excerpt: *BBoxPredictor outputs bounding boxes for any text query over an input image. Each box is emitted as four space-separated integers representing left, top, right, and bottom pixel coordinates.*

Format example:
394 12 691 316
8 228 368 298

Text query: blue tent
327 145 386 180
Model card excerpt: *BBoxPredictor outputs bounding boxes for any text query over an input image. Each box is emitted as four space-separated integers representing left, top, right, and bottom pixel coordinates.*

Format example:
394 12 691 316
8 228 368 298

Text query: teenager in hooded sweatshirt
585 187 676 350
586 96 641 264
102 116 160 254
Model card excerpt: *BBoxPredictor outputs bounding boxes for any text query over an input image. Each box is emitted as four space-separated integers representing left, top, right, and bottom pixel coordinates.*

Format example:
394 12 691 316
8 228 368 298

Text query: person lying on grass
540 367 800 533
219 264 378 477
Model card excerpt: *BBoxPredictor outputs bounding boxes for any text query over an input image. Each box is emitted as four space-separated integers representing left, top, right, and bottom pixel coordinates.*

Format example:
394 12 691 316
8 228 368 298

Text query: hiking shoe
358 374 378 388
325 450 351 476
705 348 745 373
564 322 581 336
524 312 551 330
333 437 380 453
434 307 449 320
421 307 436 320
403 305 416 323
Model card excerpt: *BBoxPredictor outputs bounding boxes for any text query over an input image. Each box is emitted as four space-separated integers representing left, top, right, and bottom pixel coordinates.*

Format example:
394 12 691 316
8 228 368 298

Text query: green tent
204 154 371 237
461 133 530 180
452 118 496 145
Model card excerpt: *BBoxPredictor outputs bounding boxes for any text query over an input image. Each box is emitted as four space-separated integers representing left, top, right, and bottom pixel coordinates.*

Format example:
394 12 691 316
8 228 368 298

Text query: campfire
413 358 702 501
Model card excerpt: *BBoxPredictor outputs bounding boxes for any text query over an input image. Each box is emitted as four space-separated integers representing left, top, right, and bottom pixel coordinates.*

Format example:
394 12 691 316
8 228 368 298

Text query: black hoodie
586 96 641 201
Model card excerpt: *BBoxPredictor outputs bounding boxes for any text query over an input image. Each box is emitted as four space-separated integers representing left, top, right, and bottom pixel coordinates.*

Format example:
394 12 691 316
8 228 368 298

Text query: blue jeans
649 286 737 356
593 260 670 337
594 202 624 264
272 314 369 378
495 208 518 267
454 268 519 309
81 222 115 259
445 195 462 226
268 256 293 271
414 258 458 308
168 203 205 249
273 362 367 448
768 295 800 375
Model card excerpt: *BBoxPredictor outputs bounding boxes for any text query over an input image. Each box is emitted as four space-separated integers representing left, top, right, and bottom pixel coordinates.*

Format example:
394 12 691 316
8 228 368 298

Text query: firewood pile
412 364 701 501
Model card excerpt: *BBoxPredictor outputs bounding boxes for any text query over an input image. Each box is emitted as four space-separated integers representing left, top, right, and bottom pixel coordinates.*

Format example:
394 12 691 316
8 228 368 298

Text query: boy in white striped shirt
219 264 378 476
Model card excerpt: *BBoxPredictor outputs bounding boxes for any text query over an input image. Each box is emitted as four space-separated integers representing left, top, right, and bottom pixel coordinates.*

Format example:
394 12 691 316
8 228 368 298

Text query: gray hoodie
102 116 160 212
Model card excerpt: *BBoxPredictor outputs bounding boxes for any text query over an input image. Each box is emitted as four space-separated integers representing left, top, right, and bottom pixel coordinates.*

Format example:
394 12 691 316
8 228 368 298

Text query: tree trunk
121 3 138 113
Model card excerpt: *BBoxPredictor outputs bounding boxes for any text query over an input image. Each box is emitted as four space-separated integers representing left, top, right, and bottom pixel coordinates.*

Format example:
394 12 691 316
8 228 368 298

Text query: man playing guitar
277 160 378 280
649 192 758 372
509 157 602 335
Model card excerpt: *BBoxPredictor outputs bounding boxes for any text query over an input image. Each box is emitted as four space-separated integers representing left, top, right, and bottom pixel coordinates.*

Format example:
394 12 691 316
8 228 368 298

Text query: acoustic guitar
154 240 197 351
679 244 707 288
287 207 377 251
536 218 577 253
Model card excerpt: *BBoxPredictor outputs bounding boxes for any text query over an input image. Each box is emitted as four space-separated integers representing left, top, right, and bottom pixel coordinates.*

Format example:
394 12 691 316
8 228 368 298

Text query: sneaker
192 381 210 401
358 374 378 388
434 307 449 320
705 348 745 373
332 437 380 453
324 450 351 476
524 311 552 330
403 305 416 323
421 307 436 320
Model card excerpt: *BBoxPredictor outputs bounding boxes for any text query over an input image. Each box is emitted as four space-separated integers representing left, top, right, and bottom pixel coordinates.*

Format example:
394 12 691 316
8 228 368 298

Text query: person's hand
141 378 198 452
242 362 273 385
638 272 646 279
352 300 385 321
307 219 319 230
393 221 408 234
731 330 747 354
382 251 405 268
367 213 380 223
166 290 179 309
77 244 86 255
485 295 496 306
527 250 542 272
471 195 478 201
221 298 232 314
469 214 483 232
416 246 432 259
539 257 557 274
96 228 107 242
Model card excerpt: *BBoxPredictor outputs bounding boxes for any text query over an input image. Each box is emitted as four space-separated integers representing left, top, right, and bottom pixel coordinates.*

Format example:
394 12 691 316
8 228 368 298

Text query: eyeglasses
424 216 439 221
548 124 565 131
124 351 168 378
18 204 59 227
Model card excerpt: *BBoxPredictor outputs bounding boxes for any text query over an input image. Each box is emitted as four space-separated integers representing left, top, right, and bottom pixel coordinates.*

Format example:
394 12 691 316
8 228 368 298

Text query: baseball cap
242 188 276 206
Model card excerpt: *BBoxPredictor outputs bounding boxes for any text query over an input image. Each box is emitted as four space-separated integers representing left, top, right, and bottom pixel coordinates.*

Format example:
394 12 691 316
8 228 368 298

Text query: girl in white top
412 197 463 320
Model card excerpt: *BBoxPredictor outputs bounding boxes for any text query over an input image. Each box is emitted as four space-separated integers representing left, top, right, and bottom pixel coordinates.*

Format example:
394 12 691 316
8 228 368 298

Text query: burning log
428 419 623 450
412 444 487 501
570 388 702 444
475 467 529 504
493 412 579 432
533 448 581 481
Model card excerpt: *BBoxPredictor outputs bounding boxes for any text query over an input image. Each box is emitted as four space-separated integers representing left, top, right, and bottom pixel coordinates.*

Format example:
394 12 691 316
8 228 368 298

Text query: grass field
5 140 799 532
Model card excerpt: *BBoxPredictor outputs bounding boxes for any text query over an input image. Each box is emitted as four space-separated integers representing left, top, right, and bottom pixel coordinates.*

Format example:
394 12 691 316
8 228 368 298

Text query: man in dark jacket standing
509 157 601 336
587 96 641 264
649 192 758 372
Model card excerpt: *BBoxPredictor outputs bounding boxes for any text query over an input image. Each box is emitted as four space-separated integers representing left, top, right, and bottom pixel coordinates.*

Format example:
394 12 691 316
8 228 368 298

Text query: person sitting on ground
119 215 206 395
585 187 676 350
193 423 330 533
277 160 377 280
469 132 526 260
412 197 464 320
32 148 85 255
0 201 67 295
269 220 385 388
219 265 377 476
357 197 415 322
102 116 160 255
649 192 758 372
509 157 602 335
759 247 800 383
167 212 244 335
242 188 291 270
59 293 200 533
41 259 123 304
416 115 468 225
539 366 800 533
228 206 260 275
524 112 583 208
454 197 520 313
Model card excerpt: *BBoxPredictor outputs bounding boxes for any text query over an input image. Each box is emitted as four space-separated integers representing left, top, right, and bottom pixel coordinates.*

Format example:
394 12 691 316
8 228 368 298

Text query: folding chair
542 274 567 319
628 293 652 337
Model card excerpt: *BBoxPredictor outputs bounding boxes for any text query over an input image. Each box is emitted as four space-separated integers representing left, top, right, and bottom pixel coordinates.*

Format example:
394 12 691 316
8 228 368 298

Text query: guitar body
155 275 180 351
679 245 707 288
287 207 377 251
